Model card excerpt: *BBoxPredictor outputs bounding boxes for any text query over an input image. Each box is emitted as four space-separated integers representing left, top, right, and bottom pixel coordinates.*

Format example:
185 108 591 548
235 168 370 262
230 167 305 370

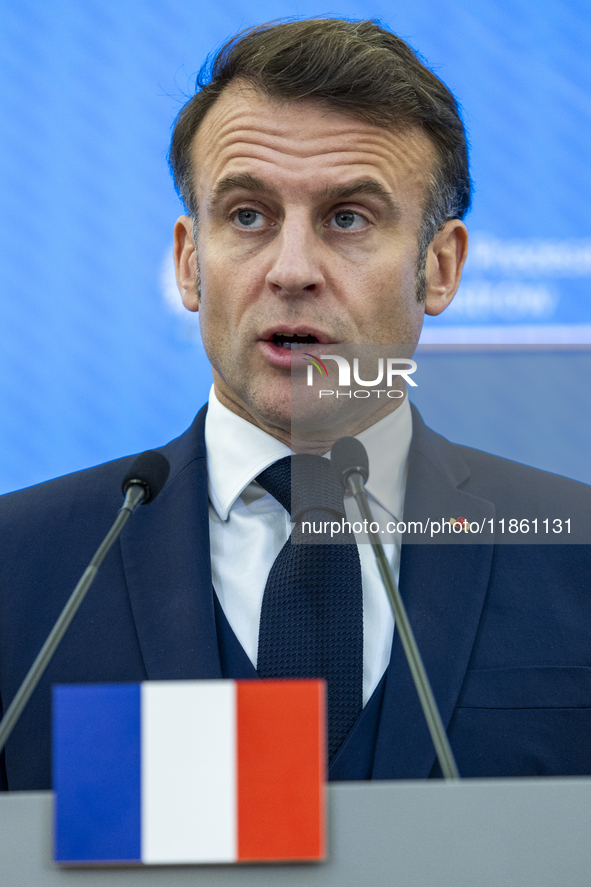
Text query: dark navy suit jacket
1 404 591 790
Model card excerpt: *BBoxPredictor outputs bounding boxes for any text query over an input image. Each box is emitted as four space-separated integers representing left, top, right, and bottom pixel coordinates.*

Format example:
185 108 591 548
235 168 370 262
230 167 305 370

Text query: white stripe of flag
141 681 236 864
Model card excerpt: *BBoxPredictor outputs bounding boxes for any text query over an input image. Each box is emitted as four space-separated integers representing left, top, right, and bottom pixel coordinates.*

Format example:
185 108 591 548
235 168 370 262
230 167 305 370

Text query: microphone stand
347 471 460 781
0 483 146 754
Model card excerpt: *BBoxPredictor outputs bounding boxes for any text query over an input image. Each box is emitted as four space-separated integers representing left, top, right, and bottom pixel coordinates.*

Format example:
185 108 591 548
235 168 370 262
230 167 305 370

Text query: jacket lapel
119 405 222 680
372 406 495 778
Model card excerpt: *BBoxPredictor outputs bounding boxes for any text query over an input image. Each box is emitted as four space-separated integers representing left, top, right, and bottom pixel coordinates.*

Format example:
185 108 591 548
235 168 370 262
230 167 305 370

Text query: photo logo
303 354 417 398
302 353 328 378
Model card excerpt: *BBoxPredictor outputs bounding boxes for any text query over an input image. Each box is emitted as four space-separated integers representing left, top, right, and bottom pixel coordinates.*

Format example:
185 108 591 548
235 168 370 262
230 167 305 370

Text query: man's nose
265 218 325 296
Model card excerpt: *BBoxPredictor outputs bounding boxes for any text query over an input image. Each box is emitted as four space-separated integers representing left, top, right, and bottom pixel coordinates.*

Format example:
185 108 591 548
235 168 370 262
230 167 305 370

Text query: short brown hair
169 18 471 294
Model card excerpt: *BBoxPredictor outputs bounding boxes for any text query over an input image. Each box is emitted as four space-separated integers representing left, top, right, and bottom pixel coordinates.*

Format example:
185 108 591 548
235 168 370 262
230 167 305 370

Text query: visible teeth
273 332 317 348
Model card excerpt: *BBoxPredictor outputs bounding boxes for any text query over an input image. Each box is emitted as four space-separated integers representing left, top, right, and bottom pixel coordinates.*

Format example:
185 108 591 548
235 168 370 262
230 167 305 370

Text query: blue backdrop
1 0 590 493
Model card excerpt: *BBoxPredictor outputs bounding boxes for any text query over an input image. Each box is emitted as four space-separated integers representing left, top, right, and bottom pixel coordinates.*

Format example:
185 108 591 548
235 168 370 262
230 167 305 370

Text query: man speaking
1 18 590 790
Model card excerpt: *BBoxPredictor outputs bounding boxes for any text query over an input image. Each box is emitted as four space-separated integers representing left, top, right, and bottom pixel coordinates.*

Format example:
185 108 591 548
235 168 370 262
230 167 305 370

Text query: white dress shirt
205 387 413 704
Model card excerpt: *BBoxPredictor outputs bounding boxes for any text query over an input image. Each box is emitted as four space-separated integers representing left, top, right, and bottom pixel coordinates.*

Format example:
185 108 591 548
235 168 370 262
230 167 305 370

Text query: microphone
331 437 460 781
121 449 170 504
0 451 170 754
330 436 369 487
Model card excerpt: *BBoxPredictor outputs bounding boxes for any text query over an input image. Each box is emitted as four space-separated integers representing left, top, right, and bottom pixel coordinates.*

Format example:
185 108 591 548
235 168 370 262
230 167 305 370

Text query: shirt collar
205 386 412 521
205 387 290 520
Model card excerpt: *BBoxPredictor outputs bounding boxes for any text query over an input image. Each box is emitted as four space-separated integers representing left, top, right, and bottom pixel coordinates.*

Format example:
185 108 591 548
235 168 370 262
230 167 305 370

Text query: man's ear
174 215 199 312
424 220 469 316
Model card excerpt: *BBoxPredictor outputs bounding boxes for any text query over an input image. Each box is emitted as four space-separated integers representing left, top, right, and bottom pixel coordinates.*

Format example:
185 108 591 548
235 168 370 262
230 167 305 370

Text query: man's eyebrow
208 174 276 207
317 179 398 212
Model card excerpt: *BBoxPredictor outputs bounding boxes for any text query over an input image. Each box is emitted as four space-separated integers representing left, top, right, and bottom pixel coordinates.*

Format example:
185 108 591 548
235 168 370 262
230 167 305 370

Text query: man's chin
214 375 293 439
250 398 292 436
235 392 341 447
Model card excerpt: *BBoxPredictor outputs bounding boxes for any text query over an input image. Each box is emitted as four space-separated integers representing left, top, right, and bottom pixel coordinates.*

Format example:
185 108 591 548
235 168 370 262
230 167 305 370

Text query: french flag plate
53 679 325 865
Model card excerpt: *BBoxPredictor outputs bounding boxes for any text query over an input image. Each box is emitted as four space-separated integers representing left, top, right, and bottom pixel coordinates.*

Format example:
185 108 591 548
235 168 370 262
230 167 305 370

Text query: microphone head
330 437 369 488
121 450 170 504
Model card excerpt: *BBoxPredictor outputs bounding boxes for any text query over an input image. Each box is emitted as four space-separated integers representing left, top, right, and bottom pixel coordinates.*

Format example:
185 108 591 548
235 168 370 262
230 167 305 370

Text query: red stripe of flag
236 680 326 861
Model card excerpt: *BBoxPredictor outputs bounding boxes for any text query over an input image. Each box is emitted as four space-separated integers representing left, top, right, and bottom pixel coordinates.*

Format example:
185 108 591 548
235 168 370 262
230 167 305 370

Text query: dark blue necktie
256 455 363 761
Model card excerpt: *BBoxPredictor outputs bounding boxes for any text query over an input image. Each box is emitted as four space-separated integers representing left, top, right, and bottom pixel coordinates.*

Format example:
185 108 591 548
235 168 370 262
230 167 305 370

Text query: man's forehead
190 82 437 200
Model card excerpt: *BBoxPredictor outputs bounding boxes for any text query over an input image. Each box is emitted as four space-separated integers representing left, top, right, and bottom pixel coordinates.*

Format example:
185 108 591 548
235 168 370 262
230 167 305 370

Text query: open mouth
272 333 319 348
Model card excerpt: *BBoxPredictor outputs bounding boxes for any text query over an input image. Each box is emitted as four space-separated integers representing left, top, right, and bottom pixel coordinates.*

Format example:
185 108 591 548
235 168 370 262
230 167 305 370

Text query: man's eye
234 209 265 228
330 211 367 230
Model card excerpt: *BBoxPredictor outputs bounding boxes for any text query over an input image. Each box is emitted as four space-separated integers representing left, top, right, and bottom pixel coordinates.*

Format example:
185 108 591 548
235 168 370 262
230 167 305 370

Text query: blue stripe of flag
53 684 141 862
